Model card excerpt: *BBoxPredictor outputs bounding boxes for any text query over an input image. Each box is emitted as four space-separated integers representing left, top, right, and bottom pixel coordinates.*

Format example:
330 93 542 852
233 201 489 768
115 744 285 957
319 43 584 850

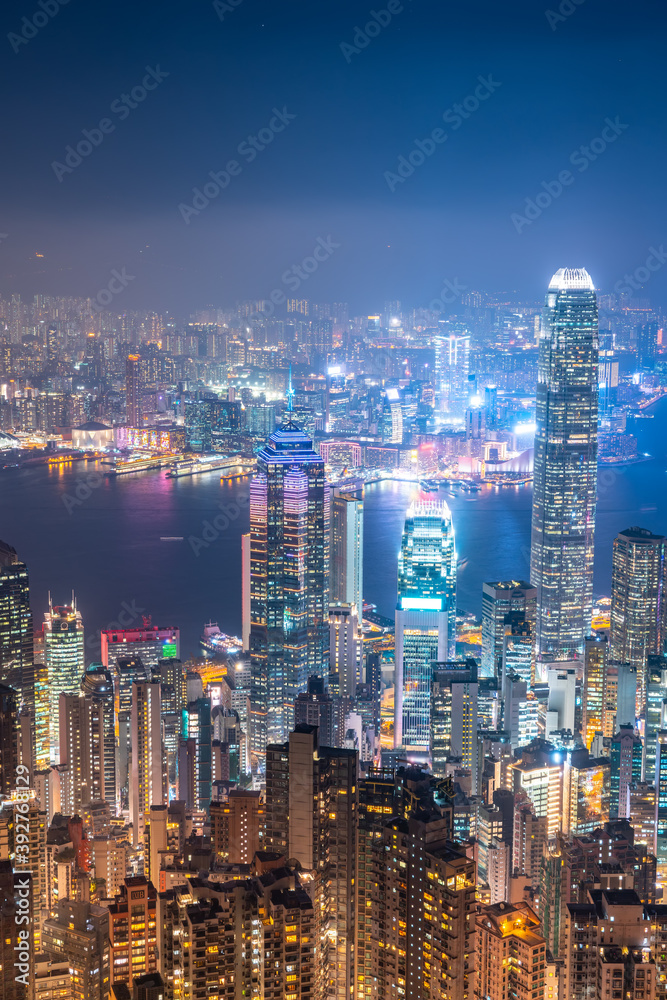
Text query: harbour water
3 397 667 660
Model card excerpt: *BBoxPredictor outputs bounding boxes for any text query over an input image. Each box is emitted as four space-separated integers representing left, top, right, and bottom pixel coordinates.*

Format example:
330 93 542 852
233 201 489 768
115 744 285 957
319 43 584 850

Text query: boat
200 622 243 657
160 536 184 541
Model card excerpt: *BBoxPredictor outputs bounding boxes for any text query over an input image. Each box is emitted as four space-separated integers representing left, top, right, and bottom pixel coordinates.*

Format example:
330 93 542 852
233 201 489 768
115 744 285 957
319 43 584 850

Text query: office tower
582 633 607 749
531 267 599 658
434 326 470 414
629 783 657 851
656 730 667 880
0 540 33 684
610 724 643 819
210 789 264 863
265 726 356 1000
81 666 117 810
330 482 364 615
474 902 547 1000
565 748 610 836
380 388 403 442
371 813 476 999
44 599 85 763
101 623 180 670
512 756 563 838
294 675 336 747
42 899 110 1000
503 673 539 750
241 531 251 651
126 353 143 427
394 500 456 754
614 660 638 730
58 692 105 816
108 877 158 987
611 526 666 713
129 681 165 847
249 402 329 760
481 580 537 677
329 602 361 697
158 868 320 1000
645 656 667 784
0 683 18 795
29 660 50 770
501 613 535 689
546 663 576 737
184 697 212 813
115 655 149 809
430 659 478 780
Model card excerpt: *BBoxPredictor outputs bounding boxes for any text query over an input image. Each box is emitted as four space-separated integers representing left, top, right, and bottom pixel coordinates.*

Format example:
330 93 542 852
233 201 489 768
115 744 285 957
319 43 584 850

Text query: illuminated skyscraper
330 483 364 617
481 580 536 679
0 540 33 685
125 353 143 427
531 268 599 658
394 500 456 753
582 633 607 750
249 395 329 762
129 680 165 847
81 666 117 810
434 325 470 414
44 599 85 763
611 526 666 713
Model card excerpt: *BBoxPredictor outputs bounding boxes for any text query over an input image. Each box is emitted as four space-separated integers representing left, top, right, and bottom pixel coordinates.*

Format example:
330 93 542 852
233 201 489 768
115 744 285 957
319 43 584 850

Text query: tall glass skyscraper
394 500 456 753
250 405 329 763
530 268 599 659
44 599 85 763
0 540 33 686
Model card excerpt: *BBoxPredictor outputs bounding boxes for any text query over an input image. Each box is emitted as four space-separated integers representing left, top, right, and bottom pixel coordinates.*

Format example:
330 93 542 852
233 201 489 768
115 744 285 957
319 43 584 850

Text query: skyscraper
330 482 364 617
129 680 165 846
394 500 456 754
481 580 536 679
530 267 599 658
125 353 143 427
0 540 33 685
81 666 117 809
611 526 666 713
249 399 329 761
44 599 85 763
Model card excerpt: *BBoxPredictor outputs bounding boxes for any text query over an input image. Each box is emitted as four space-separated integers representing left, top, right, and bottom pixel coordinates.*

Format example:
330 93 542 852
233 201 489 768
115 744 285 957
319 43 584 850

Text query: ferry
200 622 243 657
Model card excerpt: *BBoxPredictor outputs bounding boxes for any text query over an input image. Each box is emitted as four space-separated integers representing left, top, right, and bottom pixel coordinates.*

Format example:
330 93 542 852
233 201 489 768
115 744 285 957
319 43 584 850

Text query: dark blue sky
1 0 665 314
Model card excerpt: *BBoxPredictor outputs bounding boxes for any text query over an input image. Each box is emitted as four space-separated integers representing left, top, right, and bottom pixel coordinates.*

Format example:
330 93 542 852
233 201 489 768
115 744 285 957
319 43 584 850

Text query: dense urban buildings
1 266 666 1000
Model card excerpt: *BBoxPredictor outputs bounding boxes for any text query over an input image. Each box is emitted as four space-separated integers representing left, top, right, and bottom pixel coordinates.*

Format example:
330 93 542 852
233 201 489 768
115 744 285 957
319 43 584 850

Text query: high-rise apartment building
474 901 547 1000
129 681 165 847
610 724 642 820
44 600 85 763
108 876 158 987
210 789 264 863
582 633 607 749
611 526 666 713
81 666 117 810
531 267 598 657
394 500 456 754
58 692 105 816
430 659 478 781
249 409 329 759
265 726 356 1000
481 581 536 679
0 683 18 796
42 899 110 1000
126 353 143 427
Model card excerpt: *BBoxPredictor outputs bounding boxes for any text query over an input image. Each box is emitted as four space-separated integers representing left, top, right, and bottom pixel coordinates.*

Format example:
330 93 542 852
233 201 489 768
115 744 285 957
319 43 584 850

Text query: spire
287 365 295 413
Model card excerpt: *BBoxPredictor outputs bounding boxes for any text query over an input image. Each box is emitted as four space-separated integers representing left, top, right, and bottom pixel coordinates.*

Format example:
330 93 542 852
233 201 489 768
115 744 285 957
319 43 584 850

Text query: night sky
1 0 665 314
